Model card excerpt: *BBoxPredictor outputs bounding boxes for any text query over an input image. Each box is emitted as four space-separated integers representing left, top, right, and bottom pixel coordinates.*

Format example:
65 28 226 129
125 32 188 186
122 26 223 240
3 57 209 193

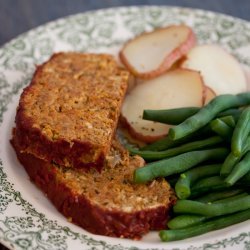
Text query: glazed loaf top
15 52 129 170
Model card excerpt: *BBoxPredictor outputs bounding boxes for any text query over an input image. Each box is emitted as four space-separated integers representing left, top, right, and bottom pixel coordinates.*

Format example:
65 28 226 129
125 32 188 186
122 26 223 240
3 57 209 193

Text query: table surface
1 0 250 47
1 0 250 249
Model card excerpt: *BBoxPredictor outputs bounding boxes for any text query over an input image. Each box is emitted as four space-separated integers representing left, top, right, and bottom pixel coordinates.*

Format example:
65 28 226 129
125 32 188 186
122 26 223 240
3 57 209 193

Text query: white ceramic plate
0 6 250 250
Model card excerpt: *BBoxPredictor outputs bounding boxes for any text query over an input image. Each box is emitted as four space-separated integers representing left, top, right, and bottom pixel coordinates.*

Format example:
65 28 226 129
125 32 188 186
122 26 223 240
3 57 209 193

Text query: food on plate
143 106 200 125
11 21 250 242
169 92 250 140
243 65 250 85
129 92 250 241
230 107 250 156
128 136 224 162
11 135 175 239
121 69 204 143
181 44 247 95
11 52 176 239
14 52 129 171
221 136 250 177
209 117 235 139
204 86 216 105
160 208 250 241
120 25 196 79
133 147 229 183
174 164 222 200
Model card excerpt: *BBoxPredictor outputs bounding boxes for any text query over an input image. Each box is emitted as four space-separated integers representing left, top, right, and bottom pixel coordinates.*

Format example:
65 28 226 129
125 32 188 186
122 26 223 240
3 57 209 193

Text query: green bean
223 143 249 176
173 195 250 216
160 208 250 241
133 147 229 183
221 136 250 177
225 151 250 185
141 124 212 151
220 152 242 177
210 118 234 139
231 107 250 156
217 108 242 121
195 188 244 203
219 115 236 127
235 92 250 103
167 214 206 229
213 192 248 203
167 193 248 229
143 107 200 125
175 164 221 199
141 135 182 151
190 176 229 197
169 93 250 140
128 136 223 161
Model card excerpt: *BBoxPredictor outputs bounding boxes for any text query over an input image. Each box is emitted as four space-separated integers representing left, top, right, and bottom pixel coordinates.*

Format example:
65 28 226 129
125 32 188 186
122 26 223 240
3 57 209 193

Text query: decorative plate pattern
0 6 250 250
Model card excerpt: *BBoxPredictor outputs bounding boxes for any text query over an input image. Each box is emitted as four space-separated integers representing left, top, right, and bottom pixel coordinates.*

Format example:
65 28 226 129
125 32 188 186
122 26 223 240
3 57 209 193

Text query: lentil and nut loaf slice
14 52 129 171
11 136 176 239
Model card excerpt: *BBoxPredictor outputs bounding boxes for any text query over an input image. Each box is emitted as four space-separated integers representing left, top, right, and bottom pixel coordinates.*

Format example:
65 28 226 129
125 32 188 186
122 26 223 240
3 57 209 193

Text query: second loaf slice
11 135 175 239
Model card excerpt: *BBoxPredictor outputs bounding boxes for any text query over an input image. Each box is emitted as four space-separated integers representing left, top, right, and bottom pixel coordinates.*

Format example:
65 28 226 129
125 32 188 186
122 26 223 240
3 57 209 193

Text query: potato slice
242 65 250 90
120 25 196 79
204 86 216 105
182 44 247 95
121 69 204 143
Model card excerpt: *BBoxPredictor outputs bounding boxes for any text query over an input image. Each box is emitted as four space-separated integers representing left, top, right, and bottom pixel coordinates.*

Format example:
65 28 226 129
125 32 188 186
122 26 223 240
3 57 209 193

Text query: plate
0 6 250 250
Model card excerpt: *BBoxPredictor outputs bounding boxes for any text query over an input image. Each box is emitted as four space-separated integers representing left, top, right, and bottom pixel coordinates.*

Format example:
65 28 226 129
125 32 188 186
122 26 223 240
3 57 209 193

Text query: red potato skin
11 138 175 239
119 25 197 79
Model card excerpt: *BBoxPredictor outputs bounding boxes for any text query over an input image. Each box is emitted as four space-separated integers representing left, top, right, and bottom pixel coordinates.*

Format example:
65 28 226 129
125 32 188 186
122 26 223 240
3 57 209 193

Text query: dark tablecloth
0 0 250 249
1 0 250 46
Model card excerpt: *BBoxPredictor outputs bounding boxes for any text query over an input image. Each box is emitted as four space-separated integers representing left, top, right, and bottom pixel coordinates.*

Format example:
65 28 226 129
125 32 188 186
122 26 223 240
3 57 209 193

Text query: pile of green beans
127 92 250 241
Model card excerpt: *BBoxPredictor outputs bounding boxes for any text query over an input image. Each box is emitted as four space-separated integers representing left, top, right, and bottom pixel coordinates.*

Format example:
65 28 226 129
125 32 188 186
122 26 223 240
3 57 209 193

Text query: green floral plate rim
0 6 250 250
